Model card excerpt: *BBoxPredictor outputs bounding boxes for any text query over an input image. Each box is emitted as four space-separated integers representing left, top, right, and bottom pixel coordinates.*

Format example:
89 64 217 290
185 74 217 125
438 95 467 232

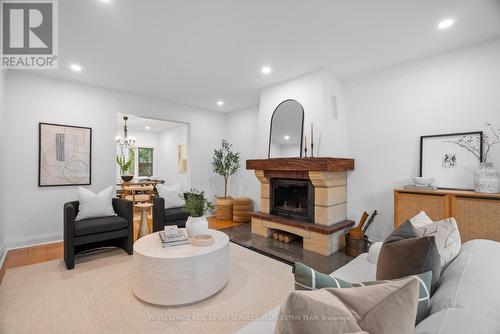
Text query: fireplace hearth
271 178 314 222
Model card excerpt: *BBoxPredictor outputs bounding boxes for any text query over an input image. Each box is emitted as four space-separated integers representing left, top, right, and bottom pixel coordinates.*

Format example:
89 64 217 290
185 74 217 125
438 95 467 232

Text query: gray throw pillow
275 277 419 334
294 262 432 325
376 220 441 293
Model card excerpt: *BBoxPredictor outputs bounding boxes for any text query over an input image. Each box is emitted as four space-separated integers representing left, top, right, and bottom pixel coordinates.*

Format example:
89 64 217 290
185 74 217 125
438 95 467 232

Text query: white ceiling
41 0 500 112
117 114 183 133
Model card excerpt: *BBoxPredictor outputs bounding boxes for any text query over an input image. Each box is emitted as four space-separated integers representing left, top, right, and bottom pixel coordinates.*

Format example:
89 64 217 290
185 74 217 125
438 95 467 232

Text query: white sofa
236 239 500 334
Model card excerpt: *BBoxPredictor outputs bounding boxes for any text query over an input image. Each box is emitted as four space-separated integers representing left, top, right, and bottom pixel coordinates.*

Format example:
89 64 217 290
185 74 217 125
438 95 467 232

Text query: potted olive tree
212 140 241 220
183 189 214 237
116 150 134 182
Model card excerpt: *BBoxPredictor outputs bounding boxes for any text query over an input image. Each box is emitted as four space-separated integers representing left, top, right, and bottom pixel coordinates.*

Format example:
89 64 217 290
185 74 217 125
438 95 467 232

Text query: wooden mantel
246 157 355 172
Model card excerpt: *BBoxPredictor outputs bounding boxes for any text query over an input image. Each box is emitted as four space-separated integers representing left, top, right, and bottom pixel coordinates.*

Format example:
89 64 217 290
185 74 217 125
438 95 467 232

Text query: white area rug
0 243 293 334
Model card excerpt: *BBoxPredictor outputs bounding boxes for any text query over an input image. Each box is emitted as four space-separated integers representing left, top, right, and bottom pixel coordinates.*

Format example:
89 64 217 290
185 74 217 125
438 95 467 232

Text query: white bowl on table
413 177 435 187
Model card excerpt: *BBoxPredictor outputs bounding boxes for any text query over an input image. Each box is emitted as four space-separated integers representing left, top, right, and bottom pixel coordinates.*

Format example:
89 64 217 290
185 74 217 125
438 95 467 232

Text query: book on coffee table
159 231 189 247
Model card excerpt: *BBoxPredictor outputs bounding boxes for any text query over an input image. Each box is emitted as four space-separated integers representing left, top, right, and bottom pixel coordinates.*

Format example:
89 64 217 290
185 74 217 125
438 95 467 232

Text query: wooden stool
135 203 153 239
232 197 252 223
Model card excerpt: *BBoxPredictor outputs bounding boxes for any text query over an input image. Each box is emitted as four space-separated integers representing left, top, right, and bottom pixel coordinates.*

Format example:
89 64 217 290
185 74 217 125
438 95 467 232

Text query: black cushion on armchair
153 196 190 232
74 216 129 237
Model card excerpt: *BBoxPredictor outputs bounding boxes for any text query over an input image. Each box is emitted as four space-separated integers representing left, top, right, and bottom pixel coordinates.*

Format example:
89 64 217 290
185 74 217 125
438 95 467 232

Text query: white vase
185 216 208 238
474 162 500 193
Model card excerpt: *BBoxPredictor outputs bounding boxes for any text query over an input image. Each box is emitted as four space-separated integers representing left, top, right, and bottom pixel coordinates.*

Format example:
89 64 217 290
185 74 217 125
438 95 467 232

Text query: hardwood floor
0 215 242 285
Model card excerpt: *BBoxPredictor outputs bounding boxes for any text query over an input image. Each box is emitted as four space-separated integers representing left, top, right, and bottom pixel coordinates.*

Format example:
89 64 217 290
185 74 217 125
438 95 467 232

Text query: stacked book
159 230 189 247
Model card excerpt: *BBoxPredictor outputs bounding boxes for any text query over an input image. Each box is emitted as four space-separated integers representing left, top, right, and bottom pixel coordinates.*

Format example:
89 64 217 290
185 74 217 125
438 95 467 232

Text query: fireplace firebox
270 178 314 222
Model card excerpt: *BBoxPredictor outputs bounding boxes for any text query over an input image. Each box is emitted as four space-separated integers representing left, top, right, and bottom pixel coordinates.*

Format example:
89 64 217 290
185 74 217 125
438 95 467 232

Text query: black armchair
152 196 190 232
64 198 133 270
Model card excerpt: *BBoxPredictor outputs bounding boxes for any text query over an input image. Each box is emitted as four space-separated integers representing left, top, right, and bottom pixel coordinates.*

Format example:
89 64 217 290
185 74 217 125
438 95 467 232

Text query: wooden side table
135 203 153 239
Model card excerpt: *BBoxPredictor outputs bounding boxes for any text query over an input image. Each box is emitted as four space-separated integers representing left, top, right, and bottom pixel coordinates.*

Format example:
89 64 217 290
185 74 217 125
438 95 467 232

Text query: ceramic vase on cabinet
474 162 500 193
186 216 208 238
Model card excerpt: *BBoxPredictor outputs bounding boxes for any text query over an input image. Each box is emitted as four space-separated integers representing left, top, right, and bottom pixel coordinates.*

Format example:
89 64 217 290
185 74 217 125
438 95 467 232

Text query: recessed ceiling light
98 0 112 3
70 64 82 72
145 126 150 130
261 66 272 74
284 135 290 140
217 100 224 106
437 19 454 30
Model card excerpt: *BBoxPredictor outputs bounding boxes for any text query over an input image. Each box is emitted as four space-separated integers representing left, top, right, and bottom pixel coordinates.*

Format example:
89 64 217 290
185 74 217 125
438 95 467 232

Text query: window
128 149 135 175
138 147 153 177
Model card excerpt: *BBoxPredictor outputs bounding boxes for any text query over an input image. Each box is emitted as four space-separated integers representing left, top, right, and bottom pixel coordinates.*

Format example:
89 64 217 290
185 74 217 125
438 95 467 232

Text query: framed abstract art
420 132 483 190
38 123 92 186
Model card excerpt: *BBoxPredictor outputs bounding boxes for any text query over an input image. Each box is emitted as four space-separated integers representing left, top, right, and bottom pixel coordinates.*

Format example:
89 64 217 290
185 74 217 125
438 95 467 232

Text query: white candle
311 123 314 145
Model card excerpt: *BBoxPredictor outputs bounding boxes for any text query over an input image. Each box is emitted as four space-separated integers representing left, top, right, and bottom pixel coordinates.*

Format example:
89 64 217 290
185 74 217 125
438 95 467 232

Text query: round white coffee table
131 229 230 306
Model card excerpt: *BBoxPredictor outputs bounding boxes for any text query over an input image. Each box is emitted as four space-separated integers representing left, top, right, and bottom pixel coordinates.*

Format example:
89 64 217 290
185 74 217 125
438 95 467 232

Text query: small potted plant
116 151 134 182
212 140 241 220
183 189 214 237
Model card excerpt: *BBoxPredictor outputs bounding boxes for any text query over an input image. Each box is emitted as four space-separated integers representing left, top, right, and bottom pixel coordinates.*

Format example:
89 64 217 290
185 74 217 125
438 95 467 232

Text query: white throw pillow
413 217 461 269
75 186 116 221
156 183 185 209
409 211 434 229
367 242 383 264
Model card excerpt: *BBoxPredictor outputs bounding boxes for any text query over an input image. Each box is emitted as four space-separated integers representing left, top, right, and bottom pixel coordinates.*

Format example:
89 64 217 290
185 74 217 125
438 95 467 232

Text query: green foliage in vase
212 139 241 199
182 189 214 217
116 150 134 175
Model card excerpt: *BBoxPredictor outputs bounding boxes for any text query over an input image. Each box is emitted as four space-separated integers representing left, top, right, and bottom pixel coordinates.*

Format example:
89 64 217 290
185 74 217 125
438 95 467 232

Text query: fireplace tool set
345 210 378 257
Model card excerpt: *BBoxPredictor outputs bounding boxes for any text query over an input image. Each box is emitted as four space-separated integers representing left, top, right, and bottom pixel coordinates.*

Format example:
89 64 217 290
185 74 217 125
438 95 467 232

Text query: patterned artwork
39 123 92 186
178 144 188 173
420 132 482 189
441 154 457 168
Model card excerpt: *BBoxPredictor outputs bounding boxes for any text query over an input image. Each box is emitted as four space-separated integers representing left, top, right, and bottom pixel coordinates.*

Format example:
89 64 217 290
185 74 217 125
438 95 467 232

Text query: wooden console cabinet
394 188 500 243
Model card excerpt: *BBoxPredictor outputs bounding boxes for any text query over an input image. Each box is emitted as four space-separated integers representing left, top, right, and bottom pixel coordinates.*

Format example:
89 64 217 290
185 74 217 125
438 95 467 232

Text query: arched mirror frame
268 99 305 158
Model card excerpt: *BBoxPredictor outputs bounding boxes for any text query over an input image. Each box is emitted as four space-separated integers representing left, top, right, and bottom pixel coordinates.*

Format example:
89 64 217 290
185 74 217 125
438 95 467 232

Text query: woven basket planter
215 197 233 221
232 197 252 223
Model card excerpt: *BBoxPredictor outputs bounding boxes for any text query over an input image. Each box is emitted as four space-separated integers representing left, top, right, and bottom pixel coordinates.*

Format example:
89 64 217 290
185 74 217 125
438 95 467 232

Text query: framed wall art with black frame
420 131 483 190
38 122 92 187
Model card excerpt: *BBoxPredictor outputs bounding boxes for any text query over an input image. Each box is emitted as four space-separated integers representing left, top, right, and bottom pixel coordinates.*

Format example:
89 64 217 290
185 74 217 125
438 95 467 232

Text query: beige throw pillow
156 183 185 209
274 277 419 334
413 217 461 269
409 211 434 229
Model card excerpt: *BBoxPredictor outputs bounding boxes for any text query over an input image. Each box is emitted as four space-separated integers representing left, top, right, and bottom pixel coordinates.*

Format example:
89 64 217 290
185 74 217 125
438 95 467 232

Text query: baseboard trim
5 232 63 251
0 243 6 271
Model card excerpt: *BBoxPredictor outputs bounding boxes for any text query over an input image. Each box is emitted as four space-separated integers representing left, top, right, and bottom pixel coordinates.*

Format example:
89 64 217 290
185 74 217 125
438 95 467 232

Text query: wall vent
330 94 338 120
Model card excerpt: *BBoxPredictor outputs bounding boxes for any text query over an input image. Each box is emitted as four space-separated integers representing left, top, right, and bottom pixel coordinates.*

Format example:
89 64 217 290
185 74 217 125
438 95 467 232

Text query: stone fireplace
246 157 355 256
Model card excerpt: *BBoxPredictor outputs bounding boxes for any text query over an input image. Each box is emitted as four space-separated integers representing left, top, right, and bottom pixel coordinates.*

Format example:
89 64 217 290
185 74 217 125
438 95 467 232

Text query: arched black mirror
268 99 304 158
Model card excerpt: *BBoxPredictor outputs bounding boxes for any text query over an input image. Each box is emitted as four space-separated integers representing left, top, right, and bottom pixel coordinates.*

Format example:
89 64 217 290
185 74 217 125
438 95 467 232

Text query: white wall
255 70 350 158
157 125 190 190
225 107 260 209
0 70 6 260
345 41 500 241
3 72 226 248
4 41 500 250
224 42 500 242
246 70 351 210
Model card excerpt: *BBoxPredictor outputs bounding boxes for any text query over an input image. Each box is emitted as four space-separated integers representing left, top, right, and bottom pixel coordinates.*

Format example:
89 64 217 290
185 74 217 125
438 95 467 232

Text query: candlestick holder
310 143 314 158
304 147 308 158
